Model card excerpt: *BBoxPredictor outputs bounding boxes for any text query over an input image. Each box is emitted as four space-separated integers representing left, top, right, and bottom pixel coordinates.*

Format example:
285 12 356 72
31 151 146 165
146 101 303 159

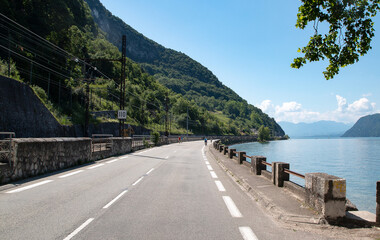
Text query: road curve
0 141 331 240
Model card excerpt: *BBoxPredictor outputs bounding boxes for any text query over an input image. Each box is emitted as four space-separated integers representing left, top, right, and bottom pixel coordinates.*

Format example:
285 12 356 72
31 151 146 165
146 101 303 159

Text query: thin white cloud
258 95 378 124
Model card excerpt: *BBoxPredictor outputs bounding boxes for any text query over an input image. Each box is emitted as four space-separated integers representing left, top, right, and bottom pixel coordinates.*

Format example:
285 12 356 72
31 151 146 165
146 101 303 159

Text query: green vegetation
258 125 270 142
150 131 160 146
0 0 285 136
292 0 380 79
84 0 285 136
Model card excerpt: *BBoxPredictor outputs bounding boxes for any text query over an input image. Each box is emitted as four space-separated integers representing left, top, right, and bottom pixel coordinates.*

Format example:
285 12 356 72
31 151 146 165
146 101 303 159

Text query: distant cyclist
204 137 207 146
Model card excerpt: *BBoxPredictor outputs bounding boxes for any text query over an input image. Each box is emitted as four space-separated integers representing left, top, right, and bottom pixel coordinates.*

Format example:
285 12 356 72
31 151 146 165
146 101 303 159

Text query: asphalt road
0 141 331 240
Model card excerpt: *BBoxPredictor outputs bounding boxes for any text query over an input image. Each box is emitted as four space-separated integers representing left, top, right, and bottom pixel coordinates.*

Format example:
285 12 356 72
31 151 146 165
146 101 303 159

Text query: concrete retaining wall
0 137 133 185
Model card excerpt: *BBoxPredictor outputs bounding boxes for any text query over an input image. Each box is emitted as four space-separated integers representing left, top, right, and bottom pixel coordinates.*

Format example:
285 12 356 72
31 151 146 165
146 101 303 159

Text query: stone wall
91 137 132 161
0 138 91 184
0 137 136 184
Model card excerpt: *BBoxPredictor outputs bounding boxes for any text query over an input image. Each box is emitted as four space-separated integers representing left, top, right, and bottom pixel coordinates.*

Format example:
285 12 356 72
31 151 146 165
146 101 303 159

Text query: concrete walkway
207 144 321 225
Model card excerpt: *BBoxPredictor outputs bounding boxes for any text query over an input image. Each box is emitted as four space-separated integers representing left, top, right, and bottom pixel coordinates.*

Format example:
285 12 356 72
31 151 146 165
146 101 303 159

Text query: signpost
118 110 127 119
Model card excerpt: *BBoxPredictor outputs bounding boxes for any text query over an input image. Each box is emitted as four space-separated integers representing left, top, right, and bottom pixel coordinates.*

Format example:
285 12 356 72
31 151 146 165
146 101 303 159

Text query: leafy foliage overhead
292 0 380 79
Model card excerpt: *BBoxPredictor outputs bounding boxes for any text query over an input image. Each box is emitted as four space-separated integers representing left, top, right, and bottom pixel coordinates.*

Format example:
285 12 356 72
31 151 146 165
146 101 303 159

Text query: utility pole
119 35 126 137
186 106 189 139
165 92 169 137
7 29 10 77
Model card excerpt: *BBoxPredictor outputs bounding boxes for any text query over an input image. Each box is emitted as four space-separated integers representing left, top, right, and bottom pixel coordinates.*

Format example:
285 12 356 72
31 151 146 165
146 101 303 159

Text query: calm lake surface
231 138 380 214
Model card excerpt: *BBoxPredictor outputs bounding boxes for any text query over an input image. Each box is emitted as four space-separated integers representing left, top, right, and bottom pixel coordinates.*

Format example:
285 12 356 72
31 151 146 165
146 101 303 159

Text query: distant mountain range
342 113 380 137
279 121 352 138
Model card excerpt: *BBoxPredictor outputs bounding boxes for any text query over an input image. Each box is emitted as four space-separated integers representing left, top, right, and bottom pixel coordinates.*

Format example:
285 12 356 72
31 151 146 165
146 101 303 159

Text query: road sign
118 110 127 119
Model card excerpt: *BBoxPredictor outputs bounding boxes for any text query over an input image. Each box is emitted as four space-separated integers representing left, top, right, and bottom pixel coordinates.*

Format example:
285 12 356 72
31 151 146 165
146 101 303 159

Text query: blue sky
100 0 380 124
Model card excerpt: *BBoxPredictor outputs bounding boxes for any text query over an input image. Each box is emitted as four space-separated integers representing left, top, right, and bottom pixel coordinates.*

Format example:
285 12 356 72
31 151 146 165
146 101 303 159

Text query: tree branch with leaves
292 0 380 79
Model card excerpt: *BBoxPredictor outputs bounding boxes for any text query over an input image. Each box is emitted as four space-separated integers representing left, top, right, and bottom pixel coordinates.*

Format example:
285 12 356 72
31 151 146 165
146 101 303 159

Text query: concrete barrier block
250 156 266 175
237 151 246 164
223 146 229 155
377 181 379 224
305 173 346 221
272 162 289 187
228 148 236 159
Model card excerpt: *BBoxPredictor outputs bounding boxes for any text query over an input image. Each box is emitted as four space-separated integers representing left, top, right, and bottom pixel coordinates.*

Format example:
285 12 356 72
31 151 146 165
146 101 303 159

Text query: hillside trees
292 0 380 79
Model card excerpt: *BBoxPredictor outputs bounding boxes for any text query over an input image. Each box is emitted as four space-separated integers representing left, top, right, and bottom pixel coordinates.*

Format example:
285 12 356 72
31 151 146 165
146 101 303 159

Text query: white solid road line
146 168 155 175
106 159 119 164
63 218 94 240
103 190 128 209
210 171 218 179
207 165 213 171
6 180 53 193
239 227 259 240
120 156 129 159
165 156 169 159
223 196 243 218
87 164 105 169
58 170 84 179
215 180 226 192
132 176 144 186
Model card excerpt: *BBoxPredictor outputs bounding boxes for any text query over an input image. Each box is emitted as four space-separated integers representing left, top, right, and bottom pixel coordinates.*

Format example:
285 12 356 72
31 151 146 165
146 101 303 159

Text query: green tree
151 131 160 146
292 0 380 79
258 125 270 142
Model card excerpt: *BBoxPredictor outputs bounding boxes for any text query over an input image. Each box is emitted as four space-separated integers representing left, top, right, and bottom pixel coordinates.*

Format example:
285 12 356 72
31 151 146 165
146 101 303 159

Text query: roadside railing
212 139 363 222
92 134 113 153
0 132 15 166
132 135 152 150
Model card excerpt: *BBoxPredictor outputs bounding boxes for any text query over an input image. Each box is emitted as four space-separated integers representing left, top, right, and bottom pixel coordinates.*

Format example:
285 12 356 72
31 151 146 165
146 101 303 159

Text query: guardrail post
250 156 266 175
377 181 379 225
237 151 246 164
228 148 236 159
272 162 289 187
219 145 224 153
305 173 346 222
223 146 228 155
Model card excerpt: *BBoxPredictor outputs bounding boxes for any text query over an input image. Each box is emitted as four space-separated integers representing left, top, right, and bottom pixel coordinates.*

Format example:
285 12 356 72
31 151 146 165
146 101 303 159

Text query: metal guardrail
92 134 113 153
0 132 15 166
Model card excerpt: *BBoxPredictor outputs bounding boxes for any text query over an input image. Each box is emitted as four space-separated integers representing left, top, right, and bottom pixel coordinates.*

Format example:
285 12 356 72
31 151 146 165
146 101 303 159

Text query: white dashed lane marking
106 159 119 164
215 180 226 192
207 165 213 171
210 171 218 179
239 227 259 240
132 176 144 186
222 196 243 218
87 164 104 169
58 170 84 179
63 218 94 240
103 190 128 209
6 180 54 193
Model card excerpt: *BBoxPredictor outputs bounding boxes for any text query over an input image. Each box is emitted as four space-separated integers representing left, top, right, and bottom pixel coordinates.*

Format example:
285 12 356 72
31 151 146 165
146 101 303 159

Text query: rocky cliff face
342 114 380 137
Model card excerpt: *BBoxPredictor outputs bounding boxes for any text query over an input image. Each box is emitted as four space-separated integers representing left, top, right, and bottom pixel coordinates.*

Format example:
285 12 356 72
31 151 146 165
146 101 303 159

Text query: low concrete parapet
377 181 379 225
305 173 346 222
284 181 306 201
228 148 236 159
223 146 229 155
250 156 266 175
237 151 246 164
272 162 290 187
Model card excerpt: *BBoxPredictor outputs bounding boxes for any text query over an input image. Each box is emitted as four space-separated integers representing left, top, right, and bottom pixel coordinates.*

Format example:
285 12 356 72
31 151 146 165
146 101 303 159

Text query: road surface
0 141 331 240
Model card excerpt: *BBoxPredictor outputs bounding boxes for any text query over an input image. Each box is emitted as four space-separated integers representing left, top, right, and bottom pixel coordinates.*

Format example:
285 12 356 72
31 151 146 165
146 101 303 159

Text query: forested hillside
0 0 284 136
342 114 380 137
84 0 284 136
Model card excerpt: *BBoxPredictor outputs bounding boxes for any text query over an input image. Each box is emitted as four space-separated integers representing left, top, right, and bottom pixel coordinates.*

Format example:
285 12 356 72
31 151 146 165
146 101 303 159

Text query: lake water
231 138 380 214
